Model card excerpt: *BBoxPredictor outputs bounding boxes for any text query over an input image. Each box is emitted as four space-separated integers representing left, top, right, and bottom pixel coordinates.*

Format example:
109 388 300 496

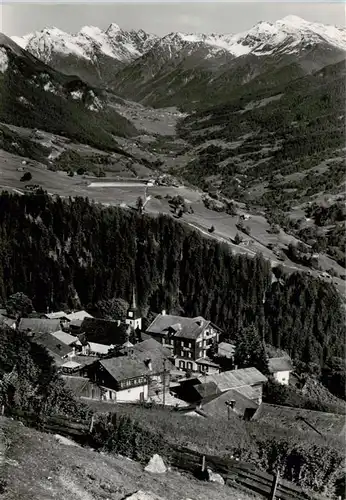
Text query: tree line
0 191 344 374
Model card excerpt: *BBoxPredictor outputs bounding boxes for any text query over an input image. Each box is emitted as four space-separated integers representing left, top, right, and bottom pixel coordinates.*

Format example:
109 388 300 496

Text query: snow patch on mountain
0 47 8 73
11 24 159 63
9 15 346 72
159 16 346 58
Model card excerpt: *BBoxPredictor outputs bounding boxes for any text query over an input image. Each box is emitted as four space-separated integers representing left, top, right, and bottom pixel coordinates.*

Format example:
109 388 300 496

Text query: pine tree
234 324 269 375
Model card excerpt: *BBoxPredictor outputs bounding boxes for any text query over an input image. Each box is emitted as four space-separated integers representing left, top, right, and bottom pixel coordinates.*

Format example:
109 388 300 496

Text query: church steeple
125 287 142 331
132 288 137 310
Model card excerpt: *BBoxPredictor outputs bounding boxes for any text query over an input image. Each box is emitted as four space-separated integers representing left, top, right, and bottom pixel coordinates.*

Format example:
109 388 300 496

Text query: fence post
89 415 94 433
1 405 4 416
201 455 206 473
269 470 279 500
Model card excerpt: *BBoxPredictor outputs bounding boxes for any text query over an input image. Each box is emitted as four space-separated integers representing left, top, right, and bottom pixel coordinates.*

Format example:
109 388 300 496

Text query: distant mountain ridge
10 16 346 105
12 16 346 61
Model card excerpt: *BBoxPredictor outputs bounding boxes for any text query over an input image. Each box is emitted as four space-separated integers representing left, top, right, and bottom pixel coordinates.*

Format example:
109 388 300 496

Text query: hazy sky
1 2 345 37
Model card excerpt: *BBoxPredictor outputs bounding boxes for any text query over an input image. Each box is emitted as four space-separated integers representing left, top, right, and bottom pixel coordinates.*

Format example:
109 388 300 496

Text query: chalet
146 312 222 372
32 333 73 366
252 404 346 438
268 357 293 385
18 318 62 335
91 357 151 402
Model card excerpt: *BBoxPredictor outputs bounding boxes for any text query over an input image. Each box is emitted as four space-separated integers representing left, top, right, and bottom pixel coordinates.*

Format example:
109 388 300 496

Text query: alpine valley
1 13 346 500
1 15 345 285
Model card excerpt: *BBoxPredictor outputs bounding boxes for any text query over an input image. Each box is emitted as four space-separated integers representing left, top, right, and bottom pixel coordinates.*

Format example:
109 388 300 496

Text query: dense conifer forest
0 192 344 373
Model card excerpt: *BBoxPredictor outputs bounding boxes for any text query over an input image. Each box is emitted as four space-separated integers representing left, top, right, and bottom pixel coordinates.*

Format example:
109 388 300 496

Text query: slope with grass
0 417 254 500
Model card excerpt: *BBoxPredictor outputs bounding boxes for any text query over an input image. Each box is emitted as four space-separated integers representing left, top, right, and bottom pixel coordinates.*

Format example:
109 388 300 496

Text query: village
0 291 304 425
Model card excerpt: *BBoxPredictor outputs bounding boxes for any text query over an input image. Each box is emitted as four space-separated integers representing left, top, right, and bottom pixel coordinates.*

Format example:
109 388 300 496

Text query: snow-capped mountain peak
9 15 346 87
10 24 159 64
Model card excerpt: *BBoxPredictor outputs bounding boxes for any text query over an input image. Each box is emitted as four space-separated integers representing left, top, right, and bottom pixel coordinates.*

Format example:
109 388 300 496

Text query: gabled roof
32 333 72 359
80 317 127 345
268 357 294 373
146 314 212 340
194 381 221 401
200 388 259 419
127 337 174 373
252 403 346 437
18 318 61 334
201 367 268 392
99 357 150 382
66 310 93 321
72 355 99 368
51 330 78 346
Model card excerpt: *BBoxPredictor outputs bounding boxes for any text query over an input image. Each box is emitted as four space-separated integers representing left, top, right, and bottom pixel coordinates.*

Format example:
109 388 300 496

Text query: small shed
268 357 293 385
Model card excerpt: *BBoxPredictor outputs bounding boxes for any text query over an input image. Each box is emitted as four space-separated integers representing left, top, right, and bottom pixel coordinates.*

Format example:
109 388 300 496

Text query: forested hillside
177 60 345 206
0 192 344 371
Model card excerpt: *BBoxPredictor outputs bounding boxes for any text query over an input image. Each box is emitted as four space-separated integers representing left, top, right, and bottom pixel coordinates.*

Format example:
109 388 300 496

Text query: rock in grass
144 454 167 474
207 468 225 485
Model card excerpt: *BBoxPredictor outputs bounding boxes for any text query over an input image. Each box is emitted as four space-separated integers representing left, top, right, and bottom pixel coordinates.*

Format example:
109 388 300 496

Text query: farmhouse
146 312 222 372
268 357 293 385
90 357 151 402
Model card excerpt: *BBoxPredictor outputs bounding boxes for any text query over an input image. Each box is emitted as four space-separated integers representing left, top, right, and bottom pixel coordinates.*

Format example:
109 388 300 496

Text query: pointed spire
132 287 137 310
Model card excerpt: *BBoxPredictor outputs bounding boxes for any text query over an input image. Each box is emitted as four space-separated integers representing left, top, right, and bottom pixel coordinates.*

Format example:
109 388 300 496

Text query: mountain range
11 16 346 109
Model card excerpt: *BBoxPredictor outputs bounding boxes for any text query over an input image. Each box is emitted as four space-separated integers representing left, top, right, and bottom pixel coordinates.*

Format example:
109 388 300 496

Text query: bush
234 233 243 245
20 172 32 182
